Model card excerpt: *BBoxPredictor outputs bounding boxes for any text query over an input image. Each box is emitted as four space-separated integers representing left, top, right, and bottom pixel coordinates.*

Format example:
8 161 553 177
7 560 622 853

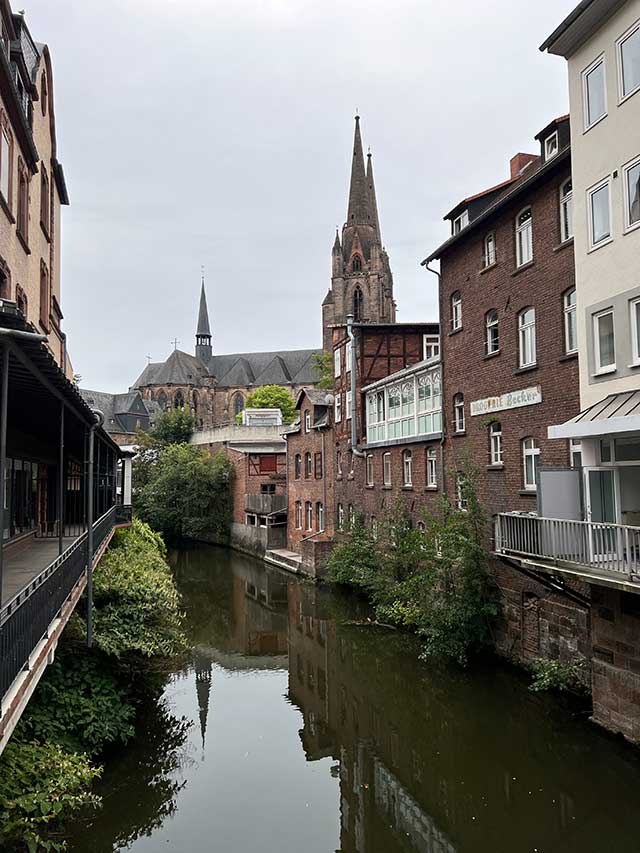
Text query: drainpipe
86 408 104 649
346 314 365 459
422 261 447 497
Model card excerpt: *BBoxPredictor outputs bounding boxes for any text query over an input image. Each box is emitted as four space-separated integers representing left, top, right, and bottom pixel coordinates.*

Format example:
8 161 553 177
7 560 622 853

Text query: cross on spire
171 338 180 351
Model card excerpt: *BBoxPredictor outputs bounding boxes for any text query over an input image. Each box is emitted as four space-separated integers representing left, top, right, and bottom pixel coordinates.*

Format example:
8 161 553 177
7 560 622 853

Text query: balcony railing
0 505 127 704
246 493 287 515
495 512 640 580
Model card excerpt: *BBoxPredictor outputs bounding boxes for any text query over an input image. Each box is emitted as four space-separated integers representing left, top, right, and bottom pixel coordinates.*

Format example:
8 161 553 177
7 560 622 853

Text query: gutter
346 314 365 459
423 262 447 497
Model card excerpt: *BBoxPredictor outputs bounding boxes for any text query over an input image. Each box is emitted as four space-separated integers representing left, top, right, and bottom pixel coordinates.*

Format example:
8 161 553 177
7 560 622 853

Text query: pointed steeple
195 272 212 361
346 115 369 226
366 151 381 241
193 649 212 755
333 228 341 253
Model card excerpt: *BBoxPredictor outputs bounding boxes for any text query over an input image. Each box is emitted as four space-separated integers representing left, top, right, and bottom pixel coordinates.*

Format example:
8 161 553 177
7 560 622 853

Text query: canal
66 543 640 853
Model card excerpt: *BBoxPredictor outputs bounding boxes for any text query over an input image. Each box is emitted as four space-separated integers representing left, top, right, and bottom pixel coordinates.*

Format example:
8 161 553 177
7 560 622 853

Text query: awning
548 390 640 440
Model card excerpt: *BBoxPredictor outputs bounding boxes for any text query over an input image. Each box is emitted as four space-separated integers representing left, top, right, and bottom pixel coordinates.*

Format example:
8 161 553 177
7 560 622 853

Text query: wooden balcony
245 493 287 516
495 512 640 590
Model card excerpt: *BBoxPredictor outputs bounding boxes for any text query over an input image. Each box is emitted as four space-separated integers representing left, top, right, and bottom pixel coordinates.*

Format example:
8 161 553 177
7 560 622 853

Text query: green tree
148 407 195 446
237 384 296 424
312 351 334 391
135 446 235 541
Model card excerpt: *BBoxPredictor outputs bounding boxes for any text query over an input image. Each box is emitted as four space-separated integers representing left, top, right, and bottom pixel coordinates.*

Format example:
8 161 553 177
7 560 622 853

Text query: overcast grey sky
27 0 575 392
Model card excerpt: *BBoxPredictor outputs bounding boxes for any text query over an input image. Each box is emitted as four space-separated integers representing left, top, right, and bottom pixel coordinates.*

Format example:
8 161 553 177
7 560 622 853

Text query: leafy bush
135 446 235 541
0 740 101 852
235 384 296 424
92 518 188 659
528 657 591 695
326 473 498 665
15 649 135 756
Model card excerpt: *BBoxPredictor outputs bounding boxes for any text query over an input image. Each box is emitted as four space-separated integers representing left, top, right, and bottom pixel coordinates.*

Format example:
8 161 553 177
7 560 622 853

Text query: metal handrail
499 510 640 534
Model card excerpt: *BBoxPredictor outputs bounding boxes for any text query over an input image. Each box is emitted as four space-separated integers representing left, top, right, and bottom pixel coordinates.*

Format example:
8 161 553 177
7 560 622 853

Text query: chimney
510 153 538 179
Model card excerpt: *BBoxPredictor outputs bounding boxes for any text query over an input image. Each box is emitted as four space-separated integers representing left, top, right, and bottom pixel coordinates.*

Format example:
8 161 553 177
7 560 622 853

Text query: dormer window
544 131 559 160
452 210 469 235
423 334 440 362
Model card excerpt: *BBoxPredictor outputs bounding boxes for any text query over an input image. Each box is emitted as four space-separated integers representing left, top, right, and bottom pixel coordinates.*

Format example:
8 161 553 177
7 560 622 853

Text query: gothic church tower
322 115 396 350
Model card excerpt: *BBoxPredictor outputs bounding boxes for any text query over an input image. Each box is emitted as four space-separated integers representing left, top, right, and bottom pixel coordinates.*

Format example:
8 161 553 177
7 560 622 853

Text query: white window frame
518 307 536 368
295 501 302 530
365 366 442 445
564 288 578 355
593 308 616 374
544 131 559 161
402 449 413 487
0 125 9 204
453 393 465 433
346 340 352 373
489 422 503 466
560 178 573 243
383 452 392 486
522 438 540 491
316 502 324 532
423 333 440 362
570 439 583 469
617 18 640 103
346 390 352 420
456 473 468 511
452 209 469 235
305 452 312 478
335 392 342 423
587 177 612 250
305 501 313 531
483 232 496 268
348 504 355 529
426 447 437 488
304 410 311 433
334 347 341 377
622 155 640 233
366 453 374 486
485 310 499 355
582 53 607 131
515 207 533 268
630 298 640 366
451 292 462 331
337 503 344 531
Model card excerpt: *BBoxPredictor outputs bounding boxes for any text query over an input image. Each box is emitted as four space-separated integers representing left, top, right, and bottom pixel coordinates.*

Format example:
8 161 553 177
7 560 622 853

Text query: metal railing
0 505 119 704
495 512 640 579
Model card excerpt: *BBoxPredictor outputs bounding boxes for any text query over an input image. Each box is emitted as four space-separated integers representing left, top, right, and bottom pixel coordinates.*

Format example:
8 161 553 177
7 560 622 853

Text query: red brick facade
207 441 286 525
286 390 334 554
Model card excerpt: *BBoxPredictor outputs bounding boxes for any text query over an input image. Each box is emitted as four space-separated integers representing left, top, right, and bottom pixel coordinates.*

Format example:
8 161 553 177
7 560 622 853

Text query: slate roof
296 388 332 409
80 388 153 436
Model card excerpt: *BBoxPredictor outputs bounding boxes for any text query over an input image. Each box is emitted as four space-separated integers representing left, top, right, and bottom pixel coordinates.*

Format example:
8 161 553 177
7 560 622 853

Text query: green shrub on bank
0 740 100 852
528 656 591 695
0 518 187 850
135 445 235 541
93 517 188 659
327 471 497 665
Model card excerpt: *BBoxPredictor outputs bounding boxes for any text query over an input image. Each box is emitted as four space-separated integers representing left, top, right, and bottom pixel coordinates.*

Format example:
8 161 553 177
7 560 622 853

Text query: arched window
316 502 325 532
233 392 244 418
192 390 199 414
174 390 184 409
353 286 363 322
305 452 312 478
518 307 536 367
485 309 499 355
157 391 168 410
352 254 362 272
560 179 573 242
451 291 462 330
403 449 413 486
294 454 301 479
563 288 577 354
453 393 465 433
337 503 344 531
515 207 533 267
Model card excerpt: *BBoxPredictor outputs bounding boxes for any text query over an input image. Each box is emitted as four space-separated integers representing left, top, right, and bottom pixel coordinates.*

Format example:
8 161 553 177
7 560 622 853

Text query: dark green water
65 543 640 853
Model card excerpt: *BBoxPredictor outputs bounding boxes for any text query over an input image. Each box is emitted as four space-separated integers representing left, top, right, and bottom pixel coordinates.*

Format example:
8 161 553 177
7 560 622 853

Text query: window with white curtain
560 179 573 242
483 232 496 267
451 292 462 331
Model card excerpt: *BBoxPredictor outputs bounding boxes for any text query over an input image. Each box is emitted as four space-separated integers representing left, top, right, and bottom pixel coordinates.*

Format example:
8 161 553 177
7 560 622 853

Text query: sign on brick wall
470 385 542 417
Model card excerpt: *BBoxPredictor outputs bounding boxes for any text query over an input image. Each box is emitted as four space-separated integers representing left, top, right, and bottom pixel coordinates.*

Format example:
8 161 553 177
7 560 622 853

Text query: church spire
346 115 369 226
366 151 382 241
195 271 212 361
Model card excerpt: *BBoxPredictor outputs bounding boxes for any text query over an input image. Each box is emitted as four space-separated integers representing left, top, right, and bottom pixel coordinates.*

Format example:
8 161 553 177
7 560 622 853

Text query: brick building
332 321 442 534
424 117 587 665
280 388 334 576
